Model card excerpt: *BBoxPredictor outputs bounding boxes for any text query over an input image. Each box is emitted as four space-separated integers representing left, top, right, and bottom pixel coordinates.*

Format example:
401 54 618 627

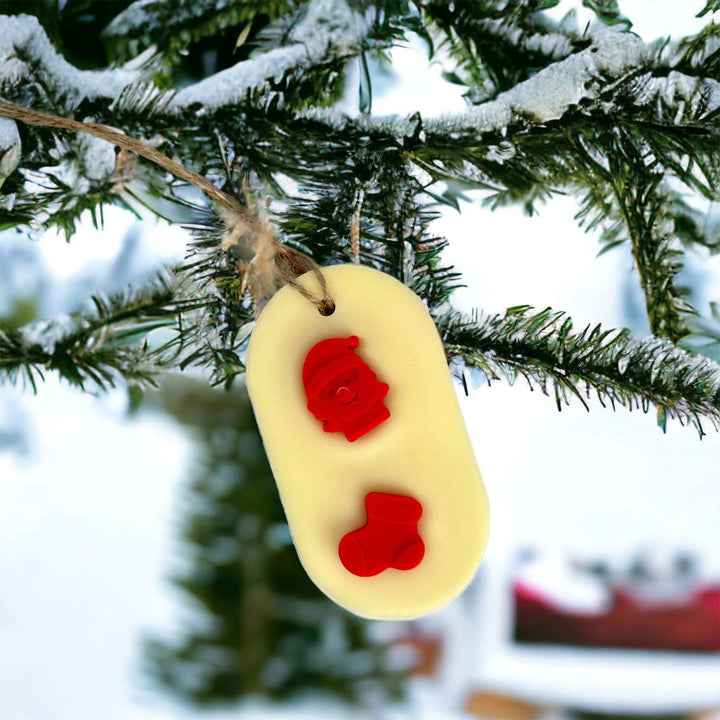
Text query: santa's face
307 364 387 425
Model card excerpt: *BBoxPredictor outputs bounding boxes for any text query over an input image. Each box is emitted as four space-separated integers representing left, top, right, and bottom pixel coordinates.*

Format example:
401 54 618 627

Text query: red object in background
339 492 425 577
513 581 720 652
303 335 390 442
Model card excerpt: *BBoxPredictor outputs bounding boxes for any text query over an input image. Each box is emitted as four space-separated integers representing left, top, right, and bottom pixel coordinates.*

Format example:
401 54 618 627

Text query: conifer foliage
2 0 720 433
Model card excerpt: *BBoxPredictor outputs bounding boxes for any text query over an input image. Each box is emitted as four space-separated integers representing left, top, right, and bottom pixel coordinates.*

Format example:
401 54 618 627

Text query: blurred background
1 1 719 719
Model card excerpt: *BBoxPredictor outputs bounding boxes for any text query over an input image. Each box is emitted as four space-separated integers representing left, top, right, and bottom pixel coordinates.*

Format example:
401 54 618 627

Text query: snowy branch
0 277 187 391
476 18 575 59
1 9 648 137
440 306 720 436
304 25 648 136
1 1 370 115
642 71 720 113
104 0 192 37
0 14 151 105
169 0 370 111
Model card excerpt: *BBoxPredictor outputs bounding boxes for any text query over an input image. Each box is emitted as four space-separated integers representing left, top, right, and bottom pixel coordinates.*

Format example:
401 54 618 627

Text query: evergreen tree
144 377 406 703
1 6 720 420
5 1 720 709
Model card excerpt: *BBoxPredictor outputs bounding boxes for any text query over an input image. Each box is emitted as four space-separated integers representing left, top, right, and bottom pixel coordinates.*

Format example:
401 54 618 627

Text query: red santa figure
302 335 390 442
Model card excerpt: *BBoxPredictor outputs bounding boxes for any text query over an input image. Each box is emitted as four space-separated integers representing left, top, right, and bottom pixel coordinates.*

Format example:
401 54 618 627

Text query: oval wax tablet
246 263 490 620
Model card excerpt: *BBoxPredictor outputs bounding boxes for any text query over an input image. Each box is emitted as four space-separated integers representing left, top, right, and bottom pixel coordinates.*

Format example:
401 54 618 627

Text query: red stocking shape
338 492 425 577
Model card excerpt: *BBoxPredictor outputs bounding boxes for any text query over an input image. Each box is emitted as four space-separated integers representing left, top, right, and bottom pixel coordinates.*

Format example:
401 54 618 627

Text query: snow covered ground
1 2 719 719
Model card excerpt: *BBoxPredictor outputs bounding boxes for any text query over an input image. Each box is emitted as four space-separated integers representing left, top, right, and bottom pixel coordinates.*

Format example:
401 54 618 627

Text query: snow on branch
305 25 649 136
643 70 720 113
0 14 151 105
169 0 370 111
104 0 245 40
1 9 648 138
1 1 369 115
472 18 576 60
0 277 183 391
0 116 20 187
104 0 179 37
440 306 720 435
429 25 647 130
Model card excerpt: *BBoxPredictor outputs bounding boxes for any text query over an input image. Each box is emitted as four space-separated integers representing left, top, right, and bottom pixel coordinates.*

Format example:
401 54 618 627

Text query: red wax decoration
302 335 390 441
338 492 425 577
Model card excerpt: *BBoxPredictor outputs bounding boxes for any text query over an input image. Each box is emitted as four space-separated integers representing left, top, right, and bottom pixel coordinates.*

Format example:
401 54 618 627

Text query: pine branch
303 24 648 136
170 219 257 389
608 138 693 342
698 1 720 17
0 277 195 391
3 3 720 420
168 0 371 111
419 2 584 102
103 0 297 68
0 14 153 107
0 1 371 117
0 8 647 131
662 24 720 81
581 0 631 28
567 127 697 343
271 148 461 306
439 306 720 436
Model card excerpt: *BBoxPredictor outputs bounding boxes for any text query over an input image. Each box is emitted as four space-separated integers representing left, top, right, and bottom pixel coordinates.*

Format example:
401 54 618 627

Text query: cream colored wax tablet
246 264 489 620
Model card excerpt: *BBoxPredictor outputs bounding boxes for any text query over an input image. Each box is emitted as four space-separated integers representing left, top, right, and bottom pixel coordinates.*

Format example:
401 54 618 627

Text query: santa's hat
303 336 364 398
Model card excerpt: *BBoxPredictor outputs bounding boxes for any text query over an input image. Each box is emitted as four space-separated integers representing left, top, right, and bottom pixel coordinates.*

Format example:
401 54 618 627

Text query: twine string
0 98 334 314
273 242 335 315
350 186 365 265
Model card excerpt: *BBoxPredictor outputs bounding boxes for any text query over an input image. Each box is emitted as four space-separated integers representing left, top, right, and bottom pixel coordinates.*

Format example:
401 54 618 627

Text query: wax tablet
246 264 489 619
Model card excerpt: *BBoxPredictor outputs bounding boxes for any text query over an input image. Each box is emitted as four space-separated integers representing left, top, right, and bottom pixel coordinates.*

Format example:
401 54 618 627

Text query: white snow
0 14 145 105
436 25 647 133
1 8 647 140
514 556 612 613
485 142 516 164
170 0 370 111
642 71 720 114
0 116 20 187
19 314 76 353
76 133 117 181
0 379 193 720
477 19 574 60
303 25 648 138
105 0 234 39
102 0 159 37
